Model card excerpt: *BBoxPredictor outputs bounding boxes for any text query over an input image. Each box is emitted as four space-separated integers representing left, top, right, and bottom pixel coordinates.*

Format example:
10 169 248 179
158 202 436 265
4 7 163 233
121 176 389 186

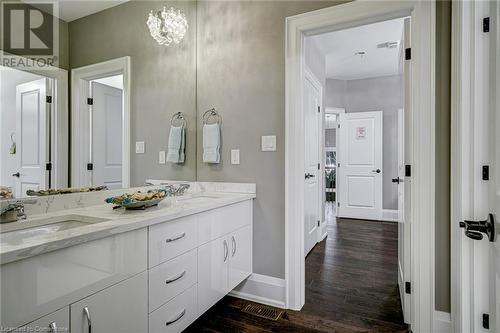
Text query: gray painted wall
68 1 197 186
325 75 403 210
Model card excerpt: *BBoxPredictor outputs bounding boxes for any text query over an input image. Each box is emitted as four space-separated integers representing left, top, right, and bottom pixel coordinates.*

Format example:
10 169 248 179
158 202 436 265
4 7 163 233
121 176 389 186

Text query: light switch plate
231 149 240 165
135 141 145 154
159 151 166 164
261 135 276 152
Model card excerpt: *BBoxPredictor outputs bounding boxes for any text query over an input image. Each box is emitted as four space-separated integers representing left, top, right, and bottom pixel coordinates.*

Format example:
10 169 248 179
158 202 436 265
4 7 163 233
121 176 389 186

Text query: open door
303 68 322 256
14 78 49 197
338 111 383 220
397 17 412 324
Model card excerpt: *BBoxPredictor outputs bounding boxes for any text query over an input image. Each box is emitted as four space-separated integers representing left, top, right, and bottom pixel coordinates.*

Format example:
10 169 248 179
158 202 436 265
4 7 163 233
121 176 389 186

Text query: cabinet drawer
149 215 198 267
198 200 252 245
149 284 197 333
149 249 197 312
15 307 69 333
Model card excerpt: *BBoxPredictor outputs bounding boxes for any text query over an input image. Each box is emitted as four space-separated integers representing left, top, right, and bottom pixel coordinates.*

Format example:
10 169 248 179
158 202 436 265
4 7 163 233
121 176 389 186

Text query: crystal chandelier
147 7 188 46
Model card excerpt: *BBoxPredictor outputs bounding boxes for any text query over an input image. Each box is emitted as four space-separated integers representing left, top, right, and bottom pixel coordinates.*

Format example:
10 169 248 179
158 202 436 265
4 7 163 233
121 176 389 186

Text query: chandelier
147 7 188 46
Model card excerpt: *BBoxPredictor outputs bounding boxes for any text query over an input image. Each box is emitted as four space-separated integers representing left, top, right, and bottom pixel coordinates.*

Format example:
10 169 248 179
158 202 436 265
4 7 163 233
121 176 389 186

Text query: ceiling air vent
377 41 399 49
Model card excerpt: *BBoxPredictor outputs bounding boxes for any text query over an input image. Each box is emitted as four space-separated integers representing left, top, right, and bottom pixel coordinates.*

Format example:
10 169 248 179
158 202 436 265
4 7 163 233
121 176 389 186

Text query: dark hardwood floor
186 203 408 332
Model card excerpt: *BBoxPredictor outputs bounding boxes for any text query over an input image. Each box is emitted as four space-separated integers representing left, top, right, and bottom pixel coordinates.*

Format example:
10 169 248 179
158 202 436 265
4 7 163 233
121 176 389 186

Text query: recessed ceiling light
354 51 366 57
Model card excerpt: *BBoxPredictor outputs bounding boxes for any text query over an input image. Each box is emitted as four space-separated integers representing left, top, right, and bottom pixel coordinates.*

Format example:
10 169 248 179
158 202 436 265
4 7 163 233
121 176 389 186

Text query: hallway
187 205 408 332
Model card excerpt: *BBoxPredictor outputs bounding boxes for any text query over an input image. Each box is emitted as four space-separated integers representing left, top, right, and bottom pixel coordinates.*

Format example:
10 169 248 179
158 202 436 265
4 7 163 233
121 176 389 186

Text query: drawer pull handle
231 236 236 257
223 240 228 262
165 270 186 284
48 322 57 333
83 306 92 333
165 232 186 243
165 309 186 326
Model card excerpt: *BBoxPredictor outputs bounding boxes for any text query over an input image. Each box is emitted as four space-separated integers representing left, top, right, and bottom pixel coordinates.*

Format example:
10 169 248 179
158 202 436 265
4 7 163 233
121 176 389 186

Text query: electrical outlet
159 151 166 164
231 149 240 165
135 141 145 154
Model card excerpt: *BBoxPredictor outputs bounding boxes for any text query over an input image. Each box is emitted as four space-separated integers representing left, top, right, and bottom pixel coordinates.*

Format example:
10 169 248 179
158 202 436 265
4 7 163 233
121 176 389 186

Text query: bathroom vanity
0 184 255 332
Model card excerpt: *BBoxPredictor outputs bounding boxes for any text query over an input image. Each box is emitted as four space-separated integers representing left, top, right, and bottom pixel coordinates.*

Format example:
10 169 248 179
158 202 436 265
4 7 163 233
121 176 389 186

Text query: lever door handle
304 173 315 179
12 172 20 178
372 169 381 174
459 213 495 242
392 177 402 184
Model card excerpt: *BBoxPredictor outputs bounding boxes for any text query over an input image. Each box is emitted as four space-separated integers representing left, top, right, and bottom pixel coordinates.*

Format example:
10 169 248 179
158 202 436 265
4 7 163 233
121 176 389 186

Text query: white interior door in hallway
338 111 383 220
90 81 123 189
303 68 322 256
14 78 49 197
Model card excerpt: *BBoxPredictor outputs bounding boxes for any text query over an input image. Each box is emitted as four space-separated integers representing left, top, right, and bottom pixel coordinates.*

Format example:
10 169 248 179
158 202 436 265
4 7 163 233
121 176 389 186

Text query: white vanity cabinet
71 271 148 333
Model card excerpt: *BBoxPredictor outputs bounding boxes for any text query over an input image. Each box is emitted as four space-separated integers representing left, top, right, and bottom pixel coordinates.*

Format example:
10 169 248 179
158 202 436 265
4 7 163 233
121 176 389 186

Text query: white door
338 111 383 220
14 78 49 197
70 271 147 333
397 17 412 324
91 82 123 189
303 69 322 256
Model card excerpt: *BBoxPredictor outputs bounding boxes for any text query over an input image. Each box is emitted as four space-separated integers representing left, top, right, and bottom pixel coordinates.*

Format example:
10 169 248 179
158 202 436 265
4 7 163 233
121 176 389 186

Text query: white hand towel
166 125 185 163
203 123 220 163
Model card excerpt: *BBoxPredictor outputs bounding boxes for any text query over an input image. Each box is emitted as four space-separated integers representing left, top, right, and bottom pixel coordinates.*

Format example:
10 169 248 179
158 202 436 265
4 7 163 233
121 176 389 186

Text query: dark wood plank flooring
186 204 408 332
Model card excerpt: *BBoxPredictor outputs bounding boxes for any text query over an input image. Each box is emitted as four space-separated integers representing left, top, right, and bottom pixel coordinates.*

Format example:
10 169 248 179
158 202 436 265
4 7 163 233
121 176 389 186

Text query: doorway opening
71 57 130 189
301 17 410 330
0 64 68 199
285 1 436 331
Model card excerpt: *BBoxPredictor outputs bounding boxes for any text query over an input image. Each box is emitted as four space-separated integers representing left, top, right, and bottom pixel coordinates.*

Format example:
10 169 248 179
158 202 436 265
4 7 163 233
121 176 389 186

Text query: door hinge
483 313 490 329
483 17 490 33
337 202 340 207
87 98 94 105
318 163 320 170
45 163 52 171
338 163 340 168
405 165 411 177
482 165 489 181
338 124 340 129
317 106 321 113
317 220 320 227
87 163 93 171
405 281 411 294
405 48 411 60
46 96 52 103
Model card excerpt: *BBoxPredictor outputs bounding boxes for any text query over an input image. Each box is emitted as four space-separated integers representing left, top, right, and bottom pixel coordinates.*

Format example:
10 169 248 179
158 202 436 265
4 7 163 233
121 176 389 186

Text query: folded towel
166 125 185 163
203 123 220 163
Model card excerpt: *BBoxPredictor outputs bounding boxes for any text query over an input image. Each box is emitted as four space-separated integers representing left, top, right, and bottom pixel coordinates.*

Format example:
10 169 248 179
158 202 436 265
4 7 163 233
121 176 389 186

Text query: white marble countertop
0 191 255 265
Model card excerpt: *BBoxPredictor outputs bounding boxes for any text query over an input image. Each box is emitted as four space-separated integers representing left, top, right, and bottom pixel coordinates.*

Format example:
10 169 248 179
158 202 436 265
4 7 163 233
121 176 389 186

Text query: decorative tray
105 190 168 210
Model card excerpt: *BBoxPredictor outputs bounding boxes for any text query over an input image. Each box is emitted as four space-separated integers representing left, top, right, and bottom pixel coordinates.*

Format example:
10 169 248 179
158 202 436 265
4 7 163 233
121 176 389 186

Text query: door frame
71 57 131 188
1 53 68 191
324 107 344 218
303 66 324 245
450 1 499 331
285 2 436 332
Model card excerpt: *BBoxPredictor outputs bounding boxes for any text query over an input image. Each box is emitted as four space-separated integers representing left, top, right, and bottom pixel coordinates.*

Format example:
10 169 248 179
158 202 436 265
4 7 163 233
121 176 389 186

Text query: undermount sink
0 215 109 245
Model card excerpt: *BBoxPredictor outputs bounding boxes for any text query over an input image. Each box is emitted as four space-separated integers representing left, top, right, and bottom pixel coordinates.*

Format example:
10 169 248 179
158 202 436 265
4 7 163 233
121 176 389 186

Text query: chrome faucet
0 199 37 223
163 184 190 196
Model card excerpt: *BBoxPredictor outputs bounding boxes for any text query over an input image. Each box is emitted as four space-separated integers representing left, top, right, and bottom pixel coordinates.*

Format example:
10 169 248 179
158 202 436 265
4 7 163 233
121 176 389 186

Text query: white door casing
303 67 322 256
338 111 383 220
91 82 123 189
15 78 48 197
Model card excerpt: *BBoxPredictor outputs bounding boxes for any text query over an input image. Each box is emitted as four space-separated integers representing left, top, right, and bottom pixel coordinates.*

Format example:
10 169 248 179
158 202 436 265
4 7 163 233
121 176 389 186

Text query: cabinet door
17 307 69 333
197 237 229 314
70 271 147 333
228 226 253 290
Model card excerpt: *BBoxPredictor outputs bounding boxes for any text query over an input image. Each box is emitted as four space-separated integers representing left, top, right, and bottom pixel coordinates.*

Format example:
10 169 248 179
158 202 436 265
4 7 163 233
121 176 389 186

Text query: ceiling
309 18 405 80
24 0 129 22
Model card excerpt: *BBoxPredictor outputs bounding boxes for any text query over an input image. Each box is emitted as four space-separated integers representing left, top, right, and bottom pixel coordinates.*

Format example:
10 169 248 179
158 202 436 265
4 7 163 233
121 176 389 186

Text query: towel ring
171 112 187 127
202 108 221 125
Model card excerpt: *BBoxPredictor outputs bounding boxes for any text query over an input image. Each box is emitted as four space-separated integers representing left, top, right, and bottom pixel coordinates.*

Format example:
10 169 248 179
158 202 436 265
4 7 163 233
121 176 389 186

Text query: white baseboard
434 311 451 333
229 273 286 309
382 209 399 221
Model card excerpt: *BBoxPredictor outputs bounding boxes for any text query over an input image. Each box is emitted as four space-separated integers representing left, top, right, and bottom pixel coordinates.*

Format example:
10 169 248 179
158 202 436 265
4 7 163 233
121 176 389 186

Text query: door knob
459 213 495 242
12 172 20 178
